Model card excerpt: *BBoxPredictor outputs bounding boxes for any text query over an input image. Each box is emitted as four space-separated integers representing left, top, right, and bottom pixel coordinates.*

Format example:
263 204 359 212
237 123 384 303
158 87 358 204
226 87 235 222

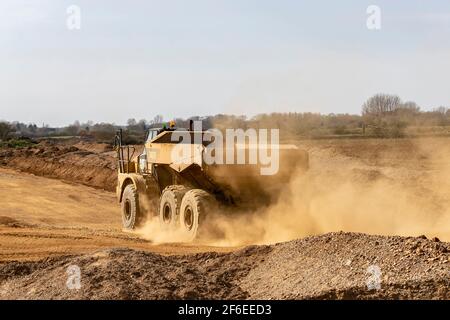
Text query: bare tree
152 115 163 125
362 94 402 116
434 106 448 115
137 119 147 131
400 101 420 113
65 121 81 136
127 118 137 127
0 122 12 141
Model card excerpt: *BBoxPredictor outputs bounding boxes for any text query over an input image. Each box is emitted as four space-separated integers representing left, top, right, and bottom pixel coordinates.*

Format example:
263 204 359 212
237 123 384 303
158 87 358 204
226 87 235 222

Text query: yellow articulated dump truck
114 123 308 241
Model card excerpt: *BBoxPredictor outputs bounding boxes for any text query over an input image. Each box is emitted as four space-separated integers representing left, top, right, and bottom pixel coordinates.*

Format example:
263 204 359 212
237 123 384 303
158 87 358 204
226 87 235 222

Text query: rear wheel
159 185 188 230
179 189 215 241
121 184 143 230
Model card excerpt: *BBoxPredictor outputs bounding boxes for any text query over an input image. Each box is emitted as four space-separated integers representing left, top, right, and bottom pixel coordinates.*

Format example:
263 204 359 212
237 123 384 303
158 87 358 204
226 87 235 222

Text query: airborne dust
137 138 450 246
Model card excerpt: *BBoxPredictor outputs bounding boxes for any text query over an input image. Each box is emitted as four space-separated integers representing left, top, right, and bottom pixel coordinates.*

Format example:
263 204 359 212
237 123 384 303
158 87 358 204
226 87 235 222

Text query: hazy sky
1 0 450 126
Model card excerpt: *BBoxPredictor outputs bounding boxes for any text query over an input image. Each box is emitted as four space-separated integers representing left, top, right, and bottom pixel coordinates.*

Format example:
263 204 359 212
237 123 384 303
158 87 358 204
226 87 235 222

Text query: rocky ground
0 232 448 300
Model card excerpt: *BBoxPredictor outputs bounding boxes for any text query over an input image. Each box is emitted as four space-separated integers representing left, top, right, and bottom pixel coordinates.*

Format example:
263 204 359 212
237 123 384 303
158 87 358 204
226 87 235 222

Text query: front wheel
121 184 143 230
179 189 215 242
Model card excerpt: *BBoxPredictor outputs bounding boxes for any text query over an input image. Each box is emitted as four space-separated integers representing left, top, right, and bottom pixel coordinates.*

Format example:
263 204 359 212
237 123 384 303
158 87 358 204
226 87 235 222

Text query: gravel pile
0 232 448 300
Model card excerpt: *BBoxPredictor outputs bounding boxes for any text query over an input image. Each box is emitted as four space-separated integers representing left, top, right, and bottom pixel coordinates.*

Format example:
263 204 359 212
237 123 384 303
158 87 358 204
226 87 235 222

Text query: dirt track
0 168 235 262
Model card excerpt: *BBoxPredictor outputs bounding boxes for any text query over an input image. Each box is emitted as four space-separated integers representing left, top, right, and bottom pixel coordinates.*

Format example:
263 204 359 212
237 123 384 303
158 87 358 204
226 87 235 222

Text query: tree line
1 94 449 144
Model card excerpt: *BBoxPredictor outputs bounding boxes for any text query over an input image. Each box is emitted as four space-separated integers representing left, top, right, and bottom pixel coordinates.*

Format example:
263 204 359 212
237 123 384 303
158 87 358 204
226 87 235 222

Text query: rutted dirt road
0 168 235 262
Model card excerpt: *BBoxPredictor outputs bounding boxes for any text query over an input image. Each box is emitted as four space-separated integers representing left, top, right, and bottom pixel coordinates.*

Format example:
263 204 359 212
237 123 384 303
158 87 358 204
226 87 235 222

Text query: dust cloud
202 138 450 246
136 138 450 246
135 217 191 244
132 193 195 244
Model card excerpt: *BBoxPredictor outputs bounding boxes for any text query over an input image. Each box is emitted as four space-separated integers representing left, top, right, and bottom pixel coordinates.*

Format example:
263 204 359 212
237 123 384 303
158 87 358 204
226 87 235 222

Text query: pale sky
1 0 450 126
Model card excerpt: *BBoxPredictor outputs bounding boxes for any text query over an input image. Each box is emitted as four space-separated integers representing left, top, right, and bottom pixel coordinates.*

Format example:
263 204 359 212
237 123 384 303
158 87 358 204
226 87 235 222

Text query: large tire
179 189 214 242
159 185 188 230
121 184 143 230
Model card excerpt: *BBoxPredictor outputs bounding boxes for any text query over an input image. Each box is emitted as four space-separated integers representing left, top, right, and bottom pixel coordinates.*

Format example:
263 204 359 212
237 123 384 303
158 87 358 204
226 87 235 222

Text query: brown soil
0 140 118 191
0 232 448 300
0 168 235 263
